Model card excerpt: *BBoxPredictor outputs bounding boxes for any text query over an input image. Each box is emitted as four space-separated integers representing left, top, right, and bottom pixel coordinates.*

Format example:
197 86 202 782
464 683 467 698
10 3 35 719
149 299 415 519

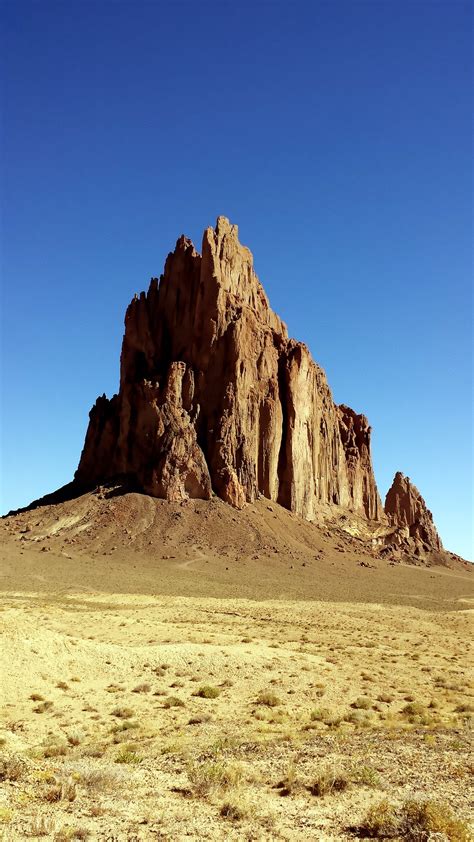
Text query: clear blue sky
1 1 472 559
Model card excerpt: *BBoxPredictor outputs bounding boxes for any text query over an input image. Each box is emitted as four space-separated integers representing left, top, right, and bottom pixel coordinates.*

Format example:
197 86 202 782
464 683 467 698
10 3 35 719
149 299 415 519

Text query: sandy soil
0 493 472 840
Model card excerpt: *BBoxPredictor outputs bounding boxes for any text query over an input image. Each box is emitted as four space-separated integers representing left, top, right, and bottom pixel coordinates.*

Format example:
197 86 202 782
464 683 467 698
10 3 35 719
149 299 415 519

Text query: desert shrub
220 800 248 821
33 701 53 713
194 685 220 699
55 827 90 841
73 765 122 792
351 764 380 788
110 719 138 734
67 731 82 746
25 814 55 836
0 753 27 781
163 696 185 708
358 799 399 837
400 799 471 841
377 693 394 703
310 707 331 722
44 777 77 802
357 798 470 840
188 714 212 725
111 706 134 718
132 683 150 693
275 763 299 796
188 760 244 797
42 741 68 758
309 767 349 796
345 710 374 727
402 702 425 717
256 690 280 707
115 747 141 764
455 702 474 713
352 697 372 710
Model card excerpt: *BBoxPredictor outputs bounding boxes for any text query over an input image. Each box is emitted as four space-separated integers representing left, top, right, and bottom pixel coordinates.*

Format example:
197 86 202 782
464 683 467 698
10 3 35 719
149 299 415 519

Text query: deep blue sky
1 1 472 558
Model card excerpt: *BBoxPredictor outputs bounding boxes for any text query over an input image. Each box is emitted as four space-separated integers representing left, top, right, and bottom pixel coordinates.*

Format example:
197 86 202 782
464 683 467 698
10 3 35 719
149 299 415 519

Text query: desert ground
0 493 472 840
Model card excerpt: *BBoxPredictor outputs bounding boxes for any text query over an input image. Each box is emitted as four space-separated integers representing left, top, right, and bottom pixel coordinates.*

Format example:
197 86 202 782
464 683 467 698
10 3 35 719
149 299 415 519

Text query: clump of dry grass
188 714 212 725
33 700 53 714
25 814 56 837
0 806 12 824
357 799 399 837
111 706 134 718
132 682 150 693
188 760 244 797
115 746 141 764
256 690 280 707
357 798 471 840
163 696 185 708
43 776 77 803
42 740 68 758
72 763 122 792
400 799 471 841
194 685 220 699
352 696 372 710
308 766 349 797
0 753 27 781
274 762 300 796
220 799 250 821
350 764 381 788
55 826 90 840
310 707 331 722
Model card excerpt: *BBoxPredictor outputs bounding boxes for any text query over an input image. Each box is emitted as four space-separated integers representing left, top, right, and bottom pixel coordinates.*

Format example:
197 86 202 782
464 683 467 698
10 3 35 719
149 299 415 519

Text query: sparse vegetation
111 706 134 718
1 539 471 840
256 690 280 707
309 767 349 796
400 799 471 841
194 685 220 699
188 760 244 796
0 754 27 781
115 746 141 764
163 696 185 708
220 799 249 821
352 696 372 710
358 799 399 837
132 682 151 693
33 700 53 713
358 798 471 841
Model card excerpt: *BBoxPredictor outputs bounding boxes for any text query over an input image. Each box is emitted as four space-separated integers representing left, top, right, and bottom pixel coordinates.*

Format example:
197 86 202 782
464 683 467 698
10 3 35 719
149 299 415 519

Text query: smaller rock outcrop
384 472 442 553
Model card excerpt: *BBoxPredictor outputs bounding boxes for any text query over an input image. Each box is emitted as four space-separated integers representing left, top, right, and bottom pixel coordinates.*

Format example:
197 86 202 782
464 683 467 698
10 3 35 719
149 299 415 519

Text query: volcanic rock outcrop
75 216 385 523
385 472 442 552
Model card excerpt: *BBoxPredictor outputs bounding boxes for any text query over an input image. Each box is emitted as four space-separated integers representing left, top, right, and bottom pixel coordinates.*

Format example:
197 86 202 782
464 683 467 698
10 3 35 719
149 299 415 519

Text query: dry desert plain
0 491 473 841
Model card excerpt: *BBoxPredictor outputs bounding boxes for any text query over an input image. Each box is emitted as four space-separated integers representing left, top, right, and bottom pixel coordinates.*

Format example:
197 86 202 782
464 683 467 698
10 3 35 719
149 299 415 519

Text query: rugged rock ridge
75 216 385 522
385 471 442 552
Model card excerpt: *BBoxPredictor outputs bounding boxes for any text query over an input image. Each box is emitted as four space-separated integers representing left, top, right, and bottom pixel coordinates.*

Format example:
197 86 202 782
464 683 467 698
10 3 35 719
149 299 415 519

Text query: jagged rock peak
75 216 385 523
385 471 442 551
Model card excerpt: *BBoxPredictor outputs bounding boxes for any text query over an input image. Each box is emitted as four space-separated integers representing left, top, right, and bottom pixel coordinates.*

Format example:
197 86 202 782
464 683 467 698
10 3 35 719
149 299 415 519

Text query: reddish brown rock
75 216 385 521
384 471 442 551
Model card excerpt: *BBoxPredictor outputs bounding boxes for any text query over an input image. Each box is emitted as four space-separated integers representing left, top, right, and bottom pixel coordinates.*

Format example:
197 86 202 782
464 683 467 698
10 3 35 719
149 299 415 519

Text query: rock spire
75 216 385 522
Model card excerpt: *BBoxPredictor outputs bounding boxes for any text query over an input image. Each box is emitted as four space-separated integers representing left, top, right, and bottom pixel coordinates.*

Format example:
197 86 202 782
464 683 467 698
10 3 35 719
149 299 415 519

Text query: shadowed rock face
385 472 442 551
75 216 386 521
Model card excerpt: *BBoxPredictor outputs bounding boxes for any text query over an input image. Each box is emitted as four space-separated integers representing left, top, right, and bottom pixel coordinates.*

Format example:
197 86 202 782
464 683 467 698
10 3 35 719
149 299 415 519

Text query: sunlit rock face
385 471 442 551
75 216 385 522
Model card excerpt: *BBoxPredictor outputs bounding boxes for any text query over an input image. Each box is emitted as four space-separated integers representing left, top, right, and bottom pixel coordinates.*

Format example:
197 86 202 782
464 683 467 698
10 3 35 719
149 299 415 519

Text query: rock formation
385 471 442 552
75 216 385 522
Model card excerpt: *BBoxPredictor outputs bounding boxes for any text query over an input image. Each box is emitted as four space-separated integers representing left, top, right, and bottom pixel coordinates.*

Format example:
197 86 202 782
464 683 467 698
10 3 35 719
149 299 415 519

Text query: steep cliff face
385 472 442 551
75 217 385 522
